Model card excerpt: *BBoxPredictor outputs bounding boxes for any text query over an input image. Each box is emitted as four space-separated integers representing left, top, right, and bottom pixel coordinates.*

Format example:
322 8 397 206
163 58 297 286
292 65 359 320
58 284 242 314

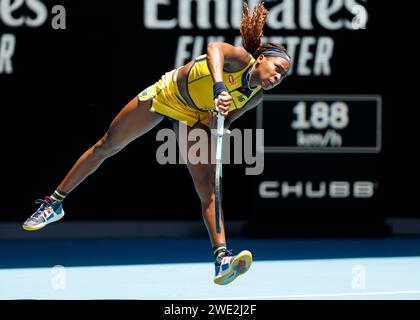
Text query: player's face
253 55 290 90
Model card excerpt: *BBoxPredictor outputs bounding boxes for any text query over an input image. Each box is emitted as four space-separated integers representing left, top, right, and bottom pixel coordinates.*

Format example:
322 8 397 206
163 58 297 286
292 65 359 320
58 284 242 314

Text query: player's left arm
225 90 263 129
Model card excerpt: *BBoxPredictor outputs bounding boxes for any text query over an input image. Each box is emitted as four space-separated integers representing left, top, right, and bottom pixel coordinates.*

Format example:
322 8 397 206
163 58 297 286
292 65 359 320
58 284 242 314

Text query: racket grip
215 114 224 161
216 113 225 136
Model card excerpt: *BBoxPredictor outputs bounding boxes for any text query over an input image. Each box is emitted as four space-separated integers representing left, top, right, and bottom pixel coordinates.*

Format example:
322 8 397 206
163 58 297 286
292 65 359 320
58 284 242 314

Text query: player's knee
92 131 122 159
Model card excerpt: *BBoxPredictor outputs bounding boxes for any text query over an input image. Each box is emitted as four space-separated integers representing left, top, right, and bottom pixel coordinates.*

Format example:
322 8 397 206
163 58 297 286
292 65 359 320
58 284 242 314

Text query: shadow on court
1 237 420 269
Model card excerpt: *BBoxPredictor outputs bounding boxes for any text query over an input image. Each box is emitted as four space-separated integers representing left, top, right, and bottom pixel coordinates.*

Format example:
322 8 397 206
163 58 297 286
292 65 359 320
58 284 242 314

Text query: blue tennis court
1 237 420 300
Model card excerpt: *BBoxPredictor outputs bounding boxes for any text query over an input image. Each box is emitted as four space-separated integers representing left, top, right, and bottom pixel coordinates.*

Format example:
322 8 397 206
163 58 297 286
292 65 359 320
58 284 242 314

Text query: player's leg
173 121 226 247
23 97 163 230
58 97 163 193
173 121 252 285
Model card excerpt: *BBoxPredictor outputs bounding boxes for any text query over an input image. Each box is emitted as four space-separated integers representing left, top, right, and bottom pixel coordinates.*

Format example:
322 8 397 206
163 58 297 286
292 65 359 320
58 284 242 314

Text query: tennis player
22 1 291 285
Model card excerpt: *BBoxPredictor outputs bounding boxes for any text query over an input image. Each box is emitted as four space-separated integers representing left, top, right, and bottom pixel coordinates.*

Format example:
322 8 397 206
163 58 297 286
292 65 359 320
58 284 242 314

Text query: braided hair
240 1 290 61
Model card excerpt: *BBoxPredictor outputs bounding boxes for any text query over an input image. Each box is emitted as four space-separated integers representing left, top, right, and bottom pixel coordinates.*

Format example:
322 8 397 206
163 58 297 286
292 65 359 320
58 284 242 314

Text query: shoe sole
22 210 65 231
214 250 253 285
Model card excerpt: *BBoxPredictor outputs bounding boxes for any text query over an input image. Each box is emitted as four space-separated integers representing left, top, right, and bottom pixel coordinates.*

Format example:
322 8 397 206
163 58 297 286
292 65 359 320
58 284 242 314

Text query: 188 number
291 102 349 130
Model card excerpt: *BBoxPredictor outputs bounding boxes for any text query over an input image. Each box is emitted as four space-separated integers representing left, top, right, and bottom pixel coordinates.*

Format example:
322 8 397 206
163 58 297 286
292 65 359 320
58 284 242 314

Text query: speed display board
258 95 381 153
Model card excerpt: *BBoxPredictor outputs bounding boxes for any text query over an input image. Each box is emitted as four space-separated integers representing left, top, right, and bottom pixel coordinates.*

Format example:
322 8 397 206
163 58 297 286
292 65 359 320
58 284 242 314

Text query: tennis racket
215 112 224 234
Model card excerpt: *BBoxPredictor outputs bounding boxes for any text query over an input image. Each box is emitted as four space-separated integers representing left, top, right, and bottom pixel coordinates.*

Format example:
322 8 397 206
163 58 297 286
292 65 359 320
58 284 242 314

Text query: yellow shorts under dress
137 69 210 128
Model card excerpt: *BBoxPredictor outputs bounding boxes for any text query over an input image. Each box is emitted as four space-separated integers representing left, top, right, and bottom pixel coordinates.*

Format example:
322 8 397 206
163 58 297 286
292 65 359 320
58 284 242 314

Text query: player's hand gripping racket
215 112 224 234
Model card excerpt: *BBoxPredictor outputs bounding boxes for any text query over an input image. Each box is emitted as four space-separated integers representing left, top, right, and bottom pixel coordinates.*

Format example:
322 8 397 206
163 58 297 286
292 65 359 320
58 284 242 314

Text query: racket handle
215 114 224 161
216 113 225 136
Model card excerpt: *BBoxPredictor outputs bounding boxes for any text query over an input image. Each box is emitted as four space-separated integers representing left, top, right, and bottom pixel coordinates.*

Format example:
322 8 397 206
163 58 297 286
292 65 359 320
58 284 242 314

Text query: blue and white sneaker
22 196 65 231
214 249 253 285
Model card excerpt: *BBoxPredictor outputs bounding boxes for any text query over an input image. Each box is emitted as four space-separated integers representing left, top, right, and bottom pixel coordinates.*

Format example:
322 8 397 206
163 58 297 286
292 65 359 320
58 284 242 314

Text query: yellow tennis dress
137 53 262 128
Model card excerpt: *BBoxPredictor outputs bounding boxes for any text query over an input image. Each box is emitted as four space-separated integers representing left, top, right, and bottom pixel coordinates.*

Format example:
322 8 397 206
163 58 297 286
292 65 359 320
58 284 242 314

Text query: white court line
196 290 420 300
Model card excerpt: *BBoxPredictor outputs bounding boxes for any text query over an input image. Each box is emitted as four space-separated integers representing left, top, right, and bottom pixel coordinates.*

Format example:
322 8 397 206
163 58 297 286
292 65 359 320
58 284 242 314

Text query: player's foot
22 196 65 231
214 249 252 285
